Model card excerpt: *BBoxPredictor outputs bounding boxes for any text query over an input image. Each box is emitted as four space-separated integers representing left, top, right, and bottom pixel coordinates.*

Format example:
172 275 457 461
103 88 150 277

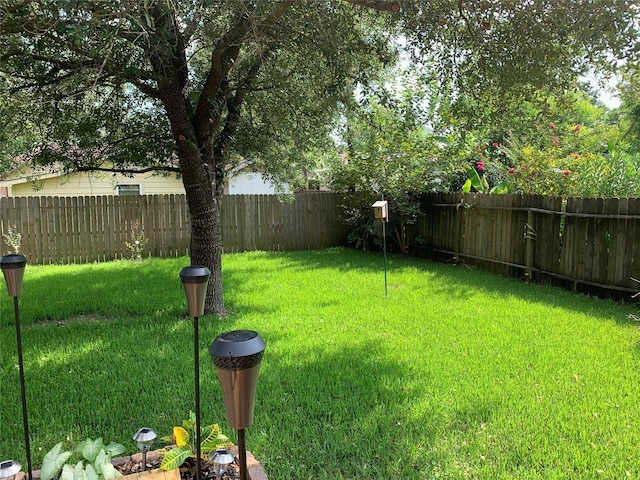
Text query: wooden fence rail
411 193 640 298
0 193 350 264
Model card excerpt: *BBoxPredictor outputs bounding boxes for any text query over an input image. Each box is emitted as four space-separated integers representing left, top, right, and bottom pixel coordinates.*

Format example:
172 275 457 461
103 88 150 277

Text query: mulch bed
115 455 240 480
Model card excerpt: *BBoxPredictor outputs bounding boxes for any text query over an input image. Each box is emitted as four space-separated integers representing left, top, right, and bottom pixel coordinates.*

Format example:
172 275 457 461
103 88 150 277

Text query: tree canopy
1 0 638 314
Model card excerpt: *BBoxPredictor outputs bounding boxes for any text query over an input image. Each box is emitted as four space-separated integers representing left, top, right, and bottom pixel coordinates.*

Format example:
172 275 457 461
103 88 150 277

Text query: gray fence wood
413 193 640 297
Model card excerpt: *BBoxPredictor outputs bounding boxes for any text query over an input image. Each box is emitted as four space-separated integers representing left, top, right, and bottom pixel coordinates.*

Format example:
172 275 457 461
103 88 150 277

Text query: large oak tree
1 0 637 315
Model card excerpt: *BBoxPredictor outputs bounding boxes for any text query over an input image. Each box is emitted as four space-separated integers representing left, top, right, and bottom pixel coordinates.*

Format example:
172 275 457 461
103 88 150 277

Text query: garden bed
13 448 267 480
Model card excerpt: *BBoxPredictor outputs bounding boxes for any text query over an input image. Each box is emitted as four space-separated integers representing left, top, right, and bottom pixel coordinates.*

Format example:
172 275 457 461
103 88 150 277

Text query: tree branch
193 1 295 142
345 0 400 13
76 164 180 175
182 2 206 44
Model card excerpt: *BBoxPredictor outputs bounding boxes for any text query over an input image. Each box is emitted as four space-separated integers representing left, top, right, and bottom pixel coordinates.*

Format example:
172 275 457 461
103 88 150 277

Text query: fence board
626 197 638 288
628 198 640 286
592 198 608 284
608 198 626 286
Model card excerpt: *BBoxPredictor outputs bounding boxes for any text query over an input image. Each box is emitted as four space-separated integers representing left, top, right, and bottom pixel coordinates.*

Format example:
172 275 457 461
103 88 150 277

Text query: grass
1 249 639 479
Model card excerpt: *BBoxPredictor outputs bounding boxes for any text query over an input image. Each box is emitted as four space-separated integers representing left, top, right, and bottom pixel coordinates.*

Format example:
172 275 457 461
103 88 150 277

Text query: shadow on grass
0 313 236 466
252 337 440 478
0 258 189 327
2 317 445 478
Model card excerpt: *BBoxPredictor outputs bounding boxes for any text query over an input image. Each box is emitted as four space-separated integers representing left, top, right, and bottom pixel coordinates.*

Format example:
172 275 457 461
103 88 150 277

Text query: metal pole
237 429 247 480
194 316 202 480
14 297 33 480
382 222 388 297
141 449 147 472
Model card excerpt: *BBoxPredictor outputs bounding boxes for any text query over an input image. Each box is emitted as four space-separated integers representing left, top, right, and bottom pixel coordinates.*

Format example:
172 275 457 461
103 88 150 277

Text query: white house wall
227 172 287 194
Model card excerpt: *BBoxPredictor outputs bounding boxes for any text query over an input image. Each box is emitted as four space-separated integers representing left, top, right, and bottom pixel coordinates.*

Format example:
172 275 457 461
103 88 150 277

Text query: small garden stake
133 427 156 472
179 266 211 480
1 255 32 480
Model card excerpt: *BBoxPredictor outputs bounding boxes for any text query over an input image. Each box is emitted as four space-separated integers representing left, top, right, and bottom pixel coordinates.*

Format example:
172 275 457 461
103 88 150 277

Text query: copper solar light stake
1 255 32 480
209 330 266 480
179 266 211 480
133 427 156 471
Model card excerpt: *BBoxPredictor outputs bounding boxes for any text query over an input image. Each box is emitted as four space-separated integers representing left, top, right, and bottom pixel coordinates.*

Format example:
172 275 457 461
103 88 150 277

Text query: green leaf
41 443 73 480
99 463 121 480
200 424 232 452
462 178 472 193
185 411 196 430
160 447 193 471
81 439 104 463
84 464 98 480
104 443 126 458
93 449 108 473
490 181 510 194
73 462 85 480
467 167 485 192
60 465 75 480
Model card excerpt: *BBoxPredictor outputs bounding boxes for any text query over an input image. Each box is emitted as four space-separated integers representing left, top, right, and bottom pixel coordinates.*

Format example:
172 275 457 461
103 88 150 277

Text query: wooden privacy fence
0 192 350 265
412 193 640 298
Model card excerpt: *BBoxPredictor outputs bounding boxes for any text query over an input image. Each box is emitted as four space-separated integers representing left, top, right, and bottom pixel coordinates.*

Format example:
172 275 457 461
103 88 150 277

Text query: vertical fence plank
626 198 640 289
608 198 627 286
591 198 607 284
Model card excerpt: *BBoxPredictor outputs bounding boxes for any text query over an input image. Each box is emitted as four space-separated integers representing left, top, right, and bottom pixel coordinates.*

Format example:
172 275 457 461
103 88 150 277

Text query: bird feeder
372 200 389 223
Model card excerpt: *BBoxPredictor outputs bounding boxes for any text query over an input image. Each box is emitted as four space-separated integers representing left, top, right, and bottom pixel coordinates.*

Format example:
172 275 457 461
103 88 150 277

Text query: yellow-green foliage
158 412 232 471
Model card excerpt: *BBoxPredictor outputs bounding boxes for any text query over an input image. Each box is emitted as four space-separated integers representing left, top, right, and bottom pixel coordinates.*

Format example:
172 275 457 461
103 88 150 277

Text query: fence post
454 193 464 263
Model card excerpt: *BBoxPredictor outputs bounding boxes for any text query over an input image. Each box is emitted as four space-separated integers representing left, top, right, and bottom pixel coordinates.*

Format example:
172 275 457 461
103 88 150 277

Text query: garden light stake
179 266 211 480
133 427 156 471
0 460 21 480
210 449 234 480
210 330 266 480
1 255 32 480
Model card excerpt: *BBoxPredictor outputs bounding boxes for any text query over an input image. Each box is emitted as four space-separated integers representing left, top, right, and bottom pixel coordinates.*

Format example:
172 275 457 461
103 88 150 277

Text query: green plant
124 220 149 262
159 411 232 471
462 165 510 194
40 438 126 480
2 225 22 254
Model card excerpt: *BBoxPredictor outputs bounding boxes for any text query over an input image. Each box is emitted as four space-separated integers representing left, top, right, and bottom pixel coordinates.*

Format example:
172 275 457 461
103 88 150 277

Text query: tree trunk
157 84 227 316
188 184 226 317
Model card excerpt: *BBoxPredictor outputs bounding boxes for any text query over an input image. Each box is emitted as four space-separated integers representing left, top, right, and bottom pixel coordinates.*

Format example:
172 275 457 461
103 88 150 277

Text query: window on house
116 184 142 196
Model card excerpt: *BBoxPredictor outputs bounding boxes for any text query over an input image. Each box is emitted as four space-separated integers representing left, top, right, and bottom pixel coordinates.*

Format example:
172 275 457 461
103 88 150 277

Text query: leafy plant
2 225 22 254
159 412 232 471
40 438 126 480
462 165 510 194
124 220 149 262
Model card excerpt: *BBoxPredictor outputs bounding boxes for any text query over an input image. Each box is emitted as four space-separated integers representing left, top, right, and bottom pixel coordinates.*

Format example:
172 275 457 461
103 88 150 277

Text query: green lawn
1 249 638 479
